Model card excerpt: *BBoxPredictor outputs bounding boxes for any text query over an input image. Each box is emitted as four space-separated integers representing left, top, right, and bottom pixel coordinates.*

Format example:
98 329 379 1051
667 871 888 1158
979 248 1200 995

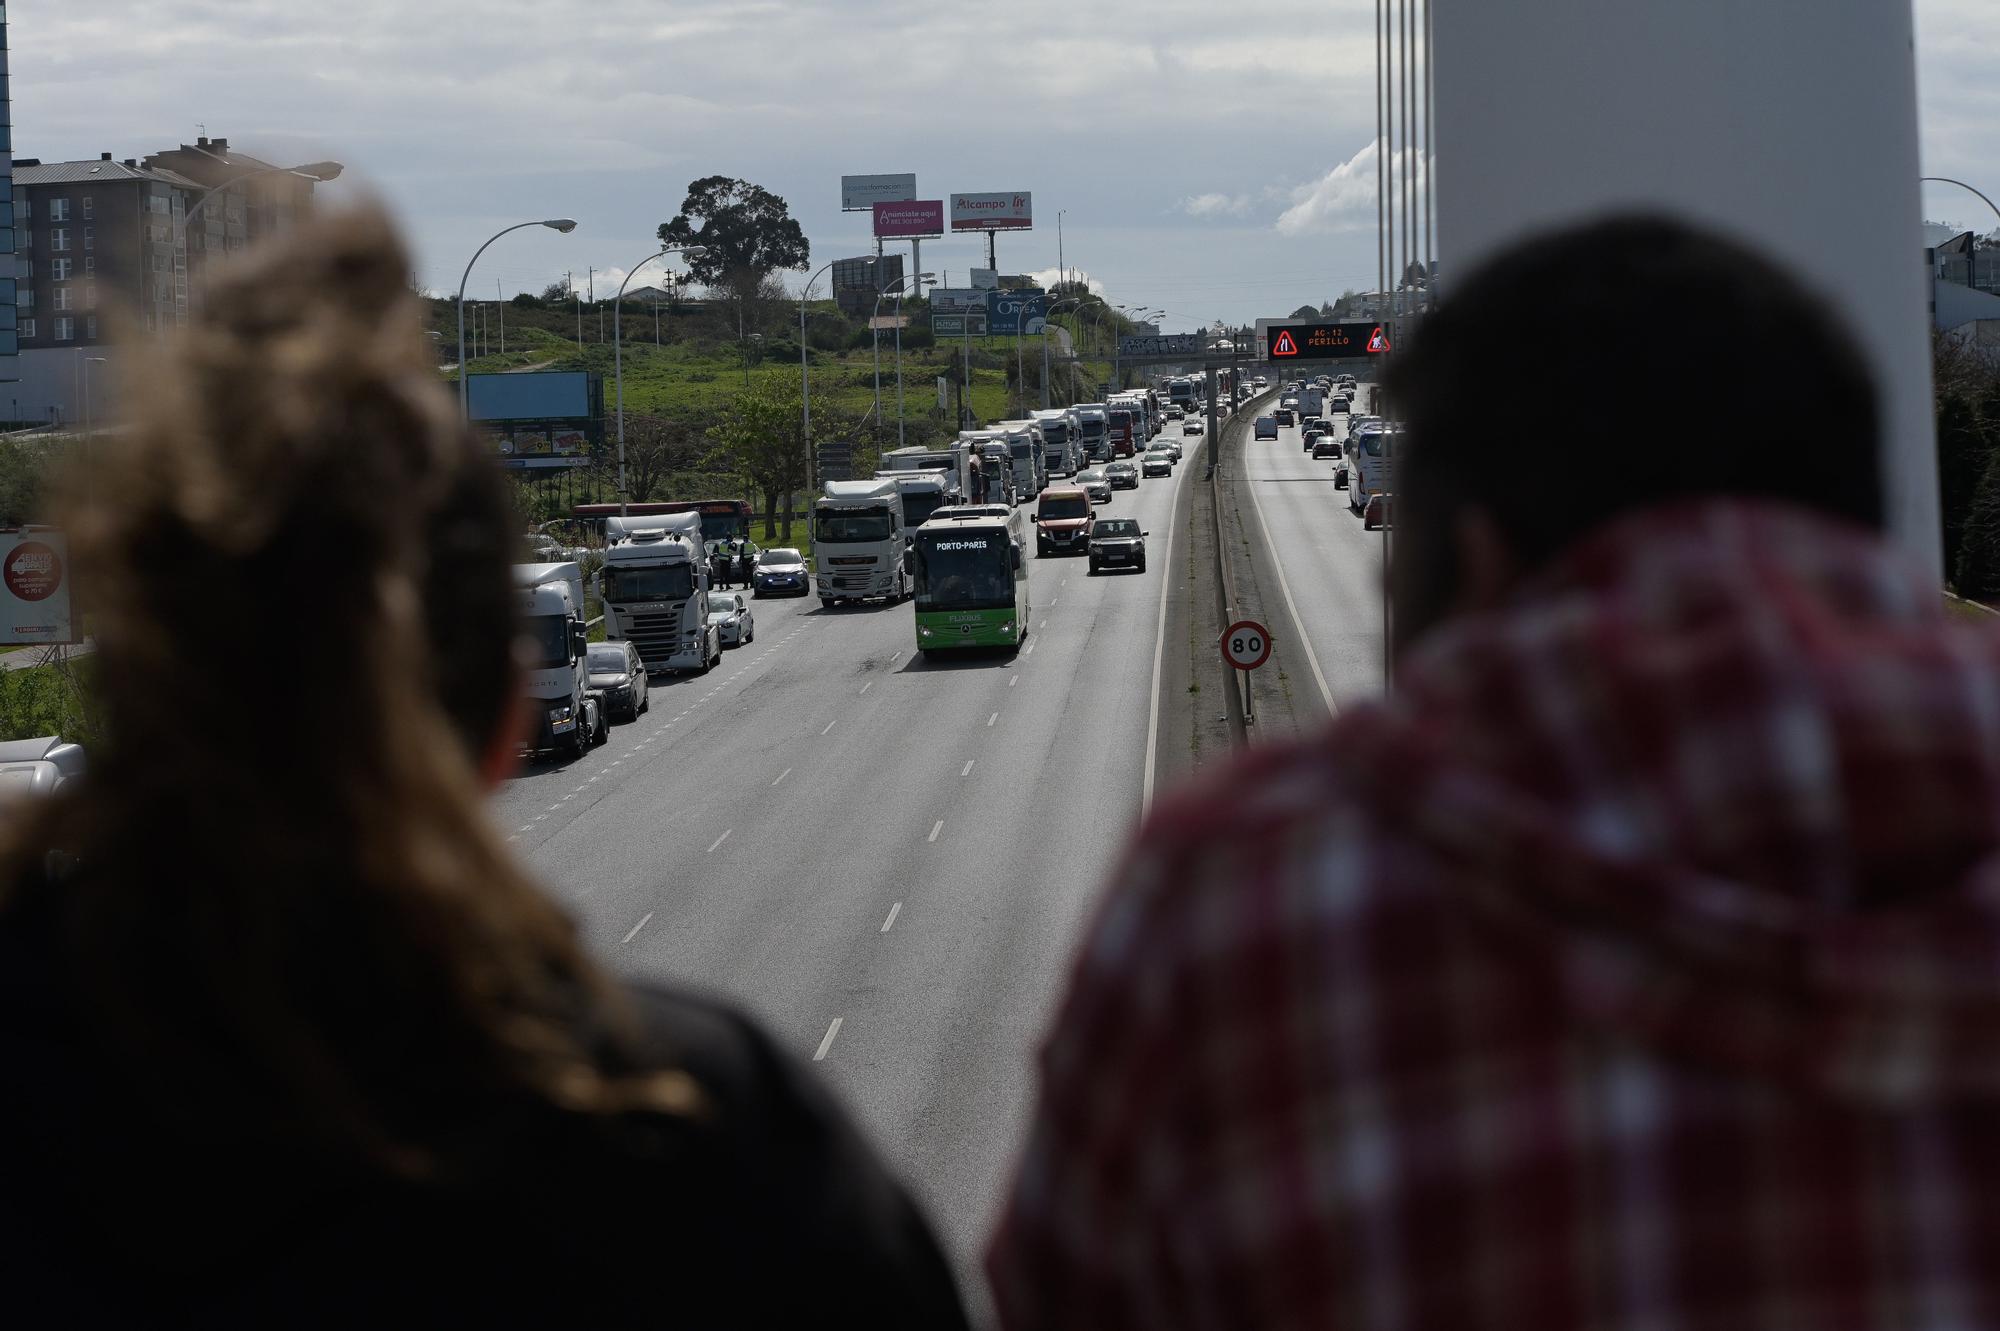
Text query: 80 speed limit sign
1222 619 1272 671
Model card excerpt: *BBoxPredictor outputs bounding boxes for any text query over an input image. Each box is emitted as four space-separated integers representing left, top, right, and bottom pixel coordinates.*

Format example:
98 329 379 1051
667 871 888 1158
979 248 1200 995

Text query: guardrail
1207 385 1282 744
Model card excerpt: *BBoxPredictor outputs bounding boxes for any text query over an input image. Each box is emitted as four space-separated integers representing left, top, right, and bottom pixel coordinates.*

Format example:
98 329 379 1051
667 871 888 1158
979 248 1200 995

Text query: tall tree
621 412 706 504
707 387 808 540
659 177 810 343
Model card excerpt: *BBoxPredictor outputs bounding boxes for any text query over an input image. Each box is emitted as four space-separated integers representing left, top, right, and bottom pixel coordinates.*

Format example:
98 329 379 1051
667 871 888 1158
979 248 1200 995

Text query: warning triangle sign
1271 329 1300 357
1367 325 1391 354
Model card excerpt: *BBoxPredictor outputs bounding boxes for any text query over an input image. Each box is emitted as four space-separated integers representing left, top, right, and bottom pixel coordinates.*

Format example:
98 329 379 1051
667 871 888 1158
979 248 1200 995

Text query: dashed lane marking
928 819 945 843
859 682 872 695
962 760 975 777
813 1018 843 1061
987 712 999 727
772 767 792 787
822 719 838 736
881 902 901 932
706 828 732 854
621 912 653 945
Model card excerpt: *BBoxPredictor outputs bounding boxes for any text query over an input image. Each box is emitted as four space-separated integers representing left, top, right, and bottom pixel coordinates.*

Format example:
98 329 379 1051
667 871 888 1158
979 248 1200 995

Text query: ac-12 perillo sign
1264 321 1391 360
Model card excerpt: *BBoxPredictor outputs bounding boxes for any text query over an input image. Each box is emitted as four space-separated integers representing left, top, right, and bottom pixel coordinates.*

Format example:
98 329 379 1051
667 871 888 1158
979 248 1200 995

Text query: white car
1184 418 1206 436
706 591 755 647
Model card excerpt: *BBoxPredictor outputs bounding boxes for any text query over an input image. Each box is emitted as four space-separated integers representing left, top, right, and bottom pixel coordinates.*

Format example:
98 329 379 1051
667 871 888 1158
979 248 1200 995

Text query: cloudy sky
14 1 1998 331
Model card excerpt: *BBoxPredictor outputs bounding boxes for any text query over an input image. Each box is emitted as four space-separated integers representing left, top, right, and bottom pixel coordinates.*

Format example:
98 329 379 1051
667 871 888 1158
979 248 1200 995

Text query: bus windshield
816 506 895 543
603 564 695 604
914 532 1015 611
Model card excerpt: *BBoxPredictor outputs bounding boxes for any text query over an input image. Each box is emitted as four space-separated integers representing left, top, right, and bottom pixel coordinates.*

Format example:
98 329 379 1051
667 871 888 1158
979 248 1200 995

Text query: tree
707 387 808 540
621 413 706 504
540 278 572 303
1290 304 1322 320
658 177 810 343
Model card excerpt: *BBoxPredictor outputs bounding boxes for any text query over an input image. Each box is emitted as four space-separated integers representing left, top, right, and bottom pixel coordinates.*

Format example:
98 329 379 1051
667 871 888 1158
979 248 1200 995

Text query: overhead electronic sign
1263 321 1392 360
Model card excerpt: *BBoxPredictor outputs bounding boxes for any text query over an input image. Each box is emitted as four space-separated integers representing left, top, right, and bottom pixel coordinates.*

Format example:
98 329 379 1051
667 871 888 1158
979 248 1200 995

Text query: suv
1255 416 1280 440
1036 485 1096 556
1088 517 1148 575
1274 408 1296 426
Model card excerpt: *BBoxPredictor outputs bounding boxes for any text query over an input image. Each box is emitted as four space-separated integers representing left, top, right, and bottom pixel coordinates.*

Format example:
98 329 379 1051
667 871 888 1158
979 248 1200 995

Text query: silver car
706 591 755 647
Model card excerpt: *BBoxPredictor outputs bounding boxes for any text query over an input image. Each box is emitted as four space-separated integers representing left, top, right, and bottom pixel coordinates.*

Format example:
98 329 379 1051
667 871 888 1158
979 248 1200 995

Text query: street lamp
457 219 578 417
1042 295 1086 410
798 257 861 493
869 272 933 449
80 356 108 436
614 244 707 516
1923 177 2000 232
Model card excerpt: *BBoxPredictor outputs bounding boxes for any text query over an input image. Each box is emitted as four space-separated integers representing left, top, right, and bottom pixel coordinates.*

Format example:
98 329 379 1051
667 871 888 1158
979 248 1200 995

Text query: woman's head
20 207 695 1168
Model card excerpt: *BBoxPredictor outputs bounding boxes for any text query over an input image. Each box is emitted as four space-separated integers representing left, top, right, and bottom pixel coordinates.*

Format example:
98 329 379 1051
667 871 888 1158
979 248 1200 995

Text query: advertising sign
933 313 988 337
929 288 987 315
1119 333 1205 358
466 371 594 422
986 290 1048 336
0 529 75 645
873 200 945 239
950 191 1033 232
970 268 1000 291
842 173 918 211
1262 321 1392 361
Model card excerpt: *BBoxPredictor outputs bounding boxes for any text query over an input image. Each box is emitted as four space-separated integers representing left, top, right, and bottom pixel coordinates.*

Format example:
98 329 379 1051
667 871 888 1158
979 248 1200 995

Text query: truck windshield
1041 423 1069 444
522 614 569 670
902 492 948 527
603 565 695 603
1009 442 1033 458
914 533 1014 611
816 506 894 543
1080 419 1104 438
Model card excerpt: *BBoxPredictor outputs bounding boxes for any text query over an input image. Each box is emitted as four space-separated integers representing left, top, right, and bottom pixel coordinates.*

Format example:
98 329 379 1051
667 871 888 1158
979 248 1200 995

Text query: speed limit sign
1222 619 1272 671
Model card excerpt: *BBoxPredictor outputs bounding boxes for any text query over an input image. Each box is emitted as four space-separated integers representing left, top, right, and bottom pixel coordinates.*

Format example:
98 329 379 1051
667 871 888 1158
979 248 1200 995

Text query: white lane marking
1145 427 1199 811
890 651 902 663
516 825 532 833
859 681 872 695
881 902 902 932
621 912 653 944
821 719 838 736
1023 641 1036 656
1050 597 1059 607
772 767 792 787
506 834 520 843
547 804 561 811
1240 436 1338 714
1039 619 1048 629
987 711 999 727
962 760 975 777
706 828 732 854
928 819 945 843
813 1018 843 1061
1009 675 1018 687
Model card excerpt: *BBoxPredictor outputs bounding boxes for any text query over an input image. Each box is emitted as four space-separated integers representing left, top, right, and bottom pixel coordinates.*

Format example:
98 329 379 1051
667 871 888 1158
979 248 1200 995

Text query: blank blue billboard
466 371 592 422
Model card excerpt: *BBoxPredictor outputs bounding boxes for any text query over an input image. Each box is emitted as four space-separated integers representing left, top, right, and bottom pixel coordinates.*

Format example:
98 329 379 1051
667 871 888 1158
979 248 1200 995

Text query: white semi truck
1032 409 1084 477
874 471 955 536
512 561 607 758
880 441 974 503
813 477 909 606
598 512 720 676
1074 404 1111 463
994 420 1048 499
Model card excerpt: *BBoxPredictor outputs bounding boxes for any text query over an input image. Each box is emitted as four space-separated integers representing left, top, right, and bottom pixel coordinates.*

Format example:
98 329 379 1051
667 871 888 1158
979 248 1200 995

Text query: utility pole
573 272 582 345
497 280 505 355
587 267 595 342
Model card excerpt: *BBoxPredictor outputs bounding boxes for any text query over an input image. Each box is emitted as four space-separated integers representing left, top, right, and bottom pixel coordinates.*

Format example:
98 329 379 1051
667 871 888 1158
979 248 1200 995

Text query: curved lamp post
1923 177 2000 232
615 244 707 515
867 272 933 449
798 257 857 492
1042 296 1086 409
458 219 577 416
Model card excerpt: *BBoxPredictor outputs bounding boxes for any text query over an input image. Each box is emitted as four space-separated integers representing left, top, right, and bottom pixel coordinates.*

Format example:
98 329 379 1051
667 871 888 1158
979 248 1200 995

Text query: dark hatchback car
752 546 810 596
586 641 649 722
1273 408 1296 426
1089 517 1148 575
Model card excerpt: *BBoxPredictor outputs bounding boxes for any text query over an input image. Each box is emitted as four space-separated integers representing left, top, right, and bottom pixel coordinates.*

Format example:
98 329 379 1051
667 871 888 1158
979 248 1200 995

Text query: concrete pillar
1432 0 1937 574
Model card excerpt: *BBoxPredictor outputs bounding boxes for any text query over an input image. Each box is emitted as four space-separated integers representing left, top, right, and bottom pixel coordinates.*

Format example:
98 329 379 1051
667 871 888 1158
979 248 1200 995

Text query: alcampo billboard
950 192 1033 232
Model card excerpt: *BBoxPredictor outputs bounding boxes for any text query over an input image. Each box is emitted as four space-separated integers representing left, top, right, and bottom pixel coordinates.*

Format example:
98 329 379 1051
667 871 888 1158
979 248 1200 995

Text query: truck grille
623 607 683 667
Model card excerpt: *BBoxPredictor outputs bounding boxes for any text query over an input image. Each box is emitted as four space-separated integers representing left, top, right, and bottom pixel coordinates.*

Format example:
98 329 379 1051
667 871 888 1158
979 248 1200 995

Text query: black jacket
0 891 967 1329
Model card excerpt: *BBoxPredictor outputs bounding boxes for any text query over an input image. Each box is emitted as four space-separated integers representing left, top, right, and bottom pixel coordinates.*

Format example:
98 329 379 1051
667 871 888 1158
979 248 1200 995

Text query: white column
1432 0 1937 574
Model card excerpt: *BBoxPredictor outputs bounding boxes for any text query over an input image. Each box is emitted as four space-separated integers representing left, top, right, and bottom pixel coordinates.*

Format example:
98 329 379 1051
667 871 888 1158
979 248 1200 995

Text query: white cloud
1178 193 1251 218
1275 141 1430 236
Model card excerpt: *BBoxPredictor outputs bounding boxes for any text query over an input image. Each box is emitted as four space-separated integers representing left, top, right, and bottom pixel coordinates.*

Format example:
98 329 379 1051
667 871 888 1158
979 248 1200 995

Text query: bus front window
914 535 1014 610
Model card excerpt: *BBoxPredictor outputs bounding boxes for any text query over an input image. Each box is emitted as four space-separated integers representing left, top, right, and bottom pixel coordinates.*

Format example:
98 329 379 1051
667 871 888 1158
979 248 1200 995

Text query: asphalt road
1238 385 1390 711
489 421 1209 1285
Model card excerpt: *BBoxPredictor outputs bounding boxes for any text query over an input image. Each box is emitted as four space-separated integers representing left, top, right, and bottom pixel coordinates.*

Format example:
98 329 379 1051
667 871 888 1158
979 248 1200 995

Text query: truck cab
599 513 720 676
814 477 908 606
1074 404 1111 463
995 420 1047 500
1031 409 1082 477
513 561 607 757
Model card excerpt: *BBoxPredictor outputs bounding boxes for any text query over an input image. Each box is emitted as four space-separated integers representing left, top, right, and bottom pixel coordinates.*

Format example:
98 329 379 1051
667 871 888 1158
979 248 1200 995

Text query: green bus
910 508 1031 656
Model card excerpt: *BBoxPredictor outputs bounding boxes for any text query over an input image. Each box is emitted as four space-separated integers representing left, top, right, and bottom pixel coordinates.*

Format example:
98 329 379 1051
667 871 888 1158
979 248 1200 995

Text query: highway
490 420 1208 1280
1238 384 1389 712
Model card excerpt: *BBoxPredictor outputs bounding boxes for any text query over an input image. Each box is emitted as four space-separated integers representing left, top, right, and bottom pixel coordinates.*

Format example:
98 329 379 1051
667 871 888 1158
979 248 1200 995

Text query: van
1035 484 1096 557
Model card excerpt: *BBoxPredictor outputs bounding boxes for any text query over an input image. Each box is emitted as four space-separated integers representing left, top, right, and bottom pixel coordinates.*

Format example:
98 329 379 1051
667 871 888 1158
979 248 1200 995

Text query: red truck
1108 408 1137 458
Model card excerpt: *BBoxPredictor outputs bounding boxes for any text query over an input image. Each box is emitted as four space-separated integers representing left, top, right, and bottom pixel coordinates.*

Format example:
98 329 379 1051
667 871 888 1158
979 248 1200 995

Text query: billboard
842 173 917 211
1263 321 1392 361
873 200 945 239
466 370 594 422
933 313 988 337
951 192 1033 232
929 288 987 316
0 529 76 645
986 289 1048 336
